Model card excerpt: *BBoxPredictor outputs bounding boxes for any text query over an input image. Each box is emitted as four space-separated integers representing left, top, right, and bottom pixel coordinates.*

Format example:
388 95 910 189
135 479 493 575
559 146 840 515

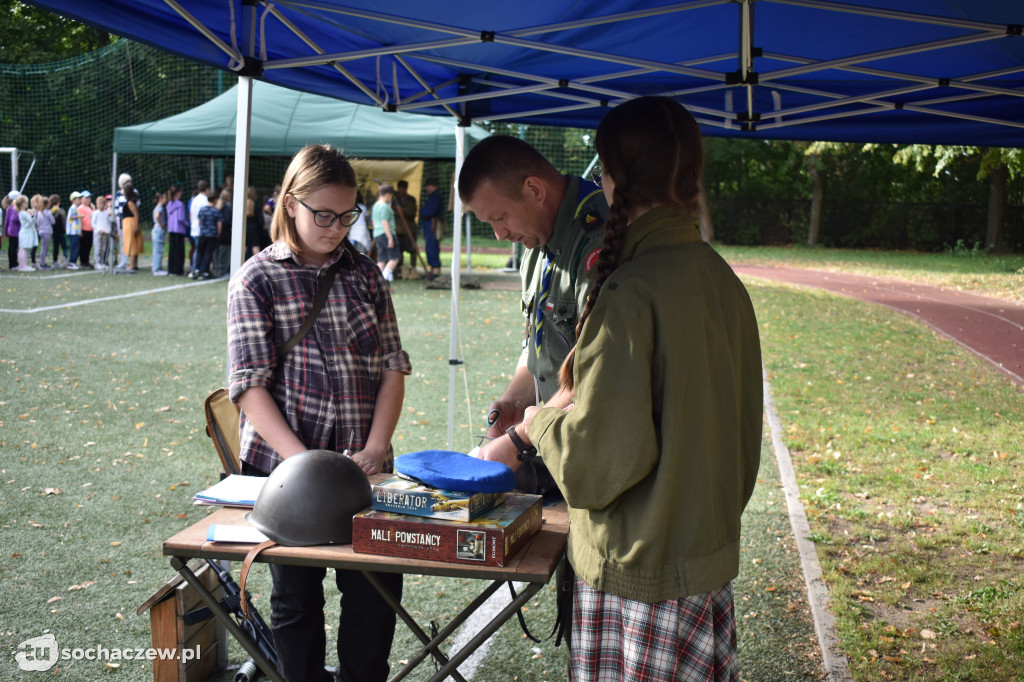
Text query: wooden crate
137 560 228 682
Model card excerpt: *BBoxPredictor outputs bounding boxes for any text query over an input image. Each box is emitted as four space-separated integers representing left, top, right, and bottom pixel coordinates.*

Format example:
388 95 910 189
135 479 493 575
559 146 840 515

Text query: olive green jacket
529 205 763 603
519 175 607 402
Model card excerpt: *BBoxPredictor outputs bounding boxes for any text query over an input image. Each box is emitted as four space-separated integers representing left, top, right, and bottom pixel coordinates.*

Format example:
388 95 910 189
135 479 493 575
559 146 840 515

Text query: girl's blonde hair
15 195 29 210
31 194 48 211
271 144 357 255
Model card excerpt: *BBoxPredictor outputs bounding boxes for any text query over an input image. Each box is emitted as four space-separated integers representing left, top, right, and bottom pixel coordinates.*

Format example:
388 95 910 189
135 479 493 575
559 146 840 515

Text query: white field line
763 368 853 682
442 581 523 681
0 276 226 314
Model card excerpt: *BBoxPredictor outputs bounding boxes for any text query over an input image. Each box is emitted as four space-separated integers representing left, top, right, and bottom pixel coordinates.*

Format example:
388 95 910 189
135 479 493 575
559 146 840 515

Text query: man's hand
483 400 526 439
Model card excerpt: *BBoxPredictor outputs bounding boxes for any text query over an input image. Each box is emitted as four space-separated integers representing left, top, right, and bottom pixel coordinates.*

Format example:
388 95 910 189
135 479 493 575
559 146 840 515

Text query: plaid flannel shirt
228 241 412 473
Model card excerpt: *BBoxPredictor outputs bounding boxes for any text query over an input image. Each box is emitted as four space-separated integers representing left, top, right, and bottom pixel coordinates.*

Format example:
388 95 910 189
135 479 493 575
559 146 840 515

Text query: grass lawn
748 279 1023 681
2 243 1021 680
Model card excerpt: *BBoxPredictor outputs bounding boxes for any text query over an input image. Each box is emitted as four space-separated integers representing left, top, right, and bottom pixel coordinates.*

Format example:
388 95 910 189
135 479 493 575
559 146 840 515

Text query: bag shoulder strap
239 539 278 620
277 258 345 360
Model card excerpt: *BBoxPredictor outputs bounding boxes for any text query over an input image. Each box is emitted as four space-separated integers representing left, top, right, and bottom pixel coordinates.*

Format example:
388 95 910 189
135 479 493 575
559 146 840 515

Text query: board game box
352 493 542 567
371 475 505 522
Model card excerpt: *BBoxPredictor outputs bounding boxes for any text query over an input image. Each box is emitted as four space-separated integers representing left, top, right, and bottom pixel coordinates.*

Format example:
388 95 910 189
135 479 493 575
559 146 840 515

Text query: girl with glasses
227 143 410 681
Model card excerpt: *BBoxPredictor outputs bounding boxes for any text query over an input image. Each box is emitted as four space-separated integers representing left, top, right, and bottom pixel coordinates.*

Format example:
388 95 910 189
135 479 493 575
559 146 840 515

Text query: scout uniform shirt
519 175 608 402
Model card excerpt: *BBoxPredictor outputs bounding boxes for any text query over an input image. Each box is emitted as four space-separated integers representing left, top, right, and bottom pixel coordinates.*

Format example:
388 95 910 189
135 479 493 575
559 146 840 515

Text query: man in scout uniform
459 135 608 465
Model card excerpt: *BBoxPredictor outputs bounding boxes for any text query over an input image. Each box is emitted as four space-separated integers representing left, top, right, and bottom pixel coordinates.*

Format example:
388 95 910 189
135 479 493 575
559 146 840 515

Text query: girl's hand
387 235 394 248
350 446 387 476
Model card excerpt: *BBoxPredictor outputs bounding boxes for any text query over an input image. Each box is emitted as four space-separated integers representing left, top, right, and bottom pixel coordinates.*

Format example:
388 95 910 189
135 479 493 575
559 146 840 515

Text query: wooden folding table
162 496 568 682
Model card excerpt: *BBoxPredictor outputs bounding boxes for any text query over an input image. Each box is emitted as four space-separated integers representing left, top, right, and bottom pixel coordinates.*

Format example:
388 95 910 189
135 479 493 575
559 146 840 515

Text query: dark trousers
79 231 93 266
52 230 68 262
195 236 216 276
167 232 186 275
422 220 442 269
6 236 17 269
241 461 402 682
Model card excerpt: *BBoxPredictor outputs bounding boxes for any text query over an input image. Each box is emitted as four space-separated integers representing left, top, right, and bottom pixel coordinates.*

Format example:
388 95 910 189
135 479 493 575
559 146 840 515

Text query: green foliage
0 1 113 63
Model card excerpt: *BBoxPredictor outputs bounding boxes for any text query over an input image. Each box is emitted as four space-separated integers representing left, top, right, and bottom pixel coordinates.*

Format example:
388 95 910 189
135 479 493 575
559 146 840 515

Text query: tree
0 1 112 63
893 146 1024 251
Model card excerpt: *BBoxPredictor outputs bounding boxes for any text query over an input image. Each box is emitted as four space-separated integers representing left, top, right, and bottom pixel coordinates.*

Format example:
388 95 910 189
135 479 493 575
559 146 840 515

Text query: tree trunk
985 163 1007 252
807 158 823 246
698 188 714 243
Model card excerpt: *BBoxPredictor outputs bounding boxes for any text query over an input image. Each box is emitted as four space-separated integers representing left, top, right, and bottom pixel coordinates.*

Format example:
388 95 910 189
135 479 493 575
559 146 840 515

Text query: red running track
733 265 1024 387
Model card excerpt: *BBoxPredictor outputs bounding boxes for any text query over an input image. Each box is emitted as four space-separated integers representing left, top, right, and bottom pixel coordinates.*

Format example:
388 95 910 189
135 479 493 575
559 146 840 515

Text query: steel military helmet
246 450 371 546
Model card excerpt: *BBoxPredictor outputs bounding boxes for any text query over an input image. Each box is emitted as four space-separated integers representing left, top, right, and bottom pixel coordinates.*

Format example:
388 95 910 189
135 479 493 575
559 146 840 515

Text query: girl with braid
483 97 763 680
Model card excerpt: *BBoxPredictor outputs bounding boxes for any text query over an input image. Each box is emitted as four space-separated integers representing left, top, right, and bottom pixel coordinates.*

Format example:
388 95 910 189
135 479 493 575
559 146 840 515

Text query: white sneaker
19 266 36 272
383 267 394 282
67 263 80 270
154 270 169 276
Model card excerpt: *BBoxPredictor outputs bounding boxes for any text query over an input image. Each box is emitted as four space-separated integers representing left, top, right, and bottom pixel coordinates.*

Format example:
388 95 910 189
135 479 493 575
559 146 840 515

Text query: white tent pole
111 153 118 201
447 124 466 450
230 76 254 278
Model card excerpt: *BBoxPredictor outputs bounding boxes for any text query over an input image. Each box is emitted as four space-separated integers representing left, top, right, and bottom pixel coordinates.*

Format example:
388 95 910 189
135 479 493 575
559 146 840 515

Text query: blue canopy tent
26 0 1024 454
24 1 1024 145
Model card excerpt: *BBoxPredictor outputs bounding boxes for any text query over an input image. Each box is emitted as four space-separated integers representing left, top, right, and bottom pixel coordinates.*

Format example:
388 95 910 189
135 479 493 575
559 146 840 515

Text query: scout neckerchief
535 182 603 358
534 254 555 357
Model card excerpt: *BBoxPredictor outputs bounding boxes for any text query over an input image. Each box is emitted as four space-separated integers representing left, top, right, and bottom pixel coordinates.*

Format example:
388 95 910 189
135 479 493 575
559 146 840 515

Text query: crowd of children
3 174 434 279
1 177 251 277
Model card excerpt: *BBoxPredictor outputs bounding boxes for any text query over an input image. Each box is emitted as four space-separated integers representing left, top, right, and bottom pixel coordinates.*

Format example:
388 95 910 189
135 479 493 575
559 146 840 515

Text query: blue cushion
395 450 516 493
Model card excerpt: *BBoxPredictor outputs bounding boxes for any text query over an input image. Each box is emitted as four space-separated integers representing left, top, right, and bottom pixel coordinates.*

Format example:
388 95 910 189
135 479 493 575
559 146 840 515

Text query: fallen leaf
47 596 62 605
116 612 124 620
68 581 97 591
921 629 937 640
105 662 120 669
110 541 122 547
43 488 61 496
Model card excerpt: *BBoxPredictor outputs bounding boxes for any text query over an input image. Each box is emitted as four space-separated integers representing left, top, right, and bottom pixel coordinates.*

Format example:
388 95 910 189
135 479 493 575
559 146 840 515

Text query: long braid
558 188 632 390
557 96 703 392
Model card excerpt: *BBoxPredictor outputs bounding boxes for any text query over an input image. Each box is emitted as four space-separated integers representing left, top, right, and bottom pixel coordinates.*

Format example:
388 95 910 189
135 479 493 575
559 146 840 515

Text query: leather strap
277 258 345 360
239 539 278 620
506 425 537 461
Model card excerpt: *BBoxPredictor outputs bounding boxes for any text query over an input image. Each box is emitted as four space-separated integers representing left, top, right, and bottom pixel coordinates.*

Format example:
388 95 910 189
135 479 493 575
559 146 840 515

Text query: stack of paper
193 475 267 508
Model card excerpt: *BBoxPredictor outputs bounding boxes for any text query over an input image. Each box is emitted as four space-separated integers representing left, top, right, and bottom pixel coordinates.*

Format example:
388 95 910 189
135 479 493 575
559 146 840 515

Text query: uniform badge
584 248 602 273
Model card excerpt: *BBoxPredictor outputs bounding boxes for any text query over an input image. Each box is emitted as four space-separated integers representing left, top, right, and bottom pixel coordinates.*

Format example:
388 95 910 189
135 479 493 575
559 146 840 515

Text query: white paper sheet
193 474 267 507
206 524 269 544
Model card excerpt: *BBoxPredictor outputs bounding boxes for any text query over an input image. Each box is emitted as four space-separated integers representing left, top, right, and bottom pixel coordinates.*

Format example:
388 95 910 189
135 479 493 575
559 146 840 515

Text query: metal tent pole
230 78 253 278
447 124 466 450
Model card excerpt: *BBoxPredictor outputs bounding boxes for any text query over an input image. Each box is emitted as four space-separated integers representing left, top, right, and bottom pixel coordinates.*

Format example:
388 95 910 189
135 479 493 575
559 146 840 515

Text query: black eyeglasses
291 195 362 228
588 165 606 187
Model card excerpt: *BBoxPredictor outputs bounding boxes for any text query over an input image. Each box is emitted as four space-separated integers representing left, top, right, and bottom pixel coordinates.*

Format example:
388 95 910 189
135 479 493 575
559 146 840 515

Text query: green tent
113 80 489 158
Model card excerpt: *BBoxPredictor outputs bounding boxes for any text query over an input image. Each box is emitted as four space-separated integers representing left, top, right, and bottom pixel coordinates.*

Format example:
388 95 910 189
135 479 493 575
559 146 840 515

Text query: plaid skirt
571 577 737 682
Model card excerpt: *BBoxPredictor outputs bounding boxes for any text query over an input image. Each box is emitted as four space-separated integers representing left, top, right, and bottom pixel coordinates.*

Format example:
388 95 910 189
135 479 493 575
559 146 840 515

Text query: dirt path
733 265 1024 386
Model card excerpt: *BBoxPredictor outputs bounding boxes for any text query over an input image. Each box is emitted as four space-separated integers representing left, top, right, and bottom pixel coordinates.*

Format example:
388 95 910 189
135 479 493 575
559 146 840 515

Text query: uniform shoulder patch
584 248 602 273
581 209 605 232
